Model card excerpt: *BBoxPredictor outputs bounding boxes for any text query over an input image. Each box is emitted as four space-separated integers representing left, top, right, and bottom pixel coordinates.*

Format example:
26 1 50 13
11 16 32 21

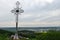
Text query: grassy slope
0 29 60 40
0 29 14 40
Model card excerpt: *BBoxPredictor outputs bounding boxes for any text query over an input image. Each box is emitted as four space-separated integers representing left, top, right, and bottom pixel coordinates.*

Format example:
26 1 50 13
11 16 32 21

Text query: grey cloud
25 0 60 13
22 0 60 22
40 16 60 22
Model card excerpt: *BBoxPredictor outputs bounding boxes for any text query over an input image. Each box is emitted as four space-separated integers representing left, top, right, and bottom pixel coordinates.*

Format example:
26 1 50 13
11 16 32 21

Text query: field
0 29 60 40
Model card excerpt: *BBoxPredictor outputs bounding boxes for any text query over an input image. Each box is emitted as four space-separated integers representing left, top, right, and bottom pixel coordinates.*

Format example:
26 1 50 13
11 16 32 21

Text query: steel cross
11 1 24 40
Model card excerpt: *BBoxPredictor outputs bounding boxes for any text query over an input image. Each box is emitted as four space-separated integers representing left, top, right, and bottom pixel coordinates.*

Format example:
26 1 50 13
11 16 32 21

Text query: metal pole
16 14 18 34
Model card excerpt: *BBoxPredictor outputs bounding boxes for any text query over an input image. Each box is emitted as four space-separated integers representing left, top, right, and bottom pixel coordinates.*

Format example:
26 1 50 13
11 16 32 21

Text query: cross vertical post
16 13 18 35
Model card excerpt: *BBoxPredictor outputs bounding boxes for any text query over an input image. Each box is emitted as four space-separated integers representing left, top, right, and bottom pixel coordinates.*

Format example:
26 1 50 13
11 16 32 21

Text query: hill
0 29 14 40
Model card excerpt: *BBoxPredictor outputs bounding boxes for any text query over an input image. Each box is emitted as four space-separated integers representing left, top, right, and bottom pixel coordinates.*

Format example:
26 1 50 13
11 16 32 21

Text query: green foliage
46 30 60 40
0 29 14 40
0 29 60 40
35 30 60 40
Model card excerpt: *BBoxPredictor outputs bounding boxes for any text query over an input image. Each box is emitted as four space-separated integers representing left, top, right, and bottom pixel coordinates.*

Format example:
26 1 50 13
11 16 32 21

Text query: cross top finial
16 1 20 5
11 1 24 14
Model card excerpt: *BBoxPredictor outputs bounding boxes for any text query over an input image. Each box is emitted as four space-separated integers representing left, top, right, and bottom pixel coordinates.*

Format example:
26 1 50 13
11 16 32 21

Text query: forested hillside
0 29 60 40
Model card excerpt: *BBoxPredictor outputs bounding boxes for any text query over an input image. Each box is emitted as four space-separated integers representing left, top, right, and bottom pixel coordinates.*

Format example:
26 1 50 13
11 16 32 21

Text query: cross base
13 33 19 40
11 33 20 40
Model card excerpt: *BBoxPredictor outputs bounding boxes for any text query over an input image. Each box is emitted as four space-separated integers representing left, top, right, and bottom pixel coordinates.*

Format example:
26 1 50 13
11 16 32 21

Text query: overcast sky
0 0 60 27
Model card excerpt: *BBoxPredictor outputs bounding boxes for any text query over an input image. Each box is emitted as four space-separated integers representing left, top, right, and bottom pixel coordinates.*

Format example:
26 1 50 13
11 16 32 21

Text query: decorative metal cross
11 1 24 40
